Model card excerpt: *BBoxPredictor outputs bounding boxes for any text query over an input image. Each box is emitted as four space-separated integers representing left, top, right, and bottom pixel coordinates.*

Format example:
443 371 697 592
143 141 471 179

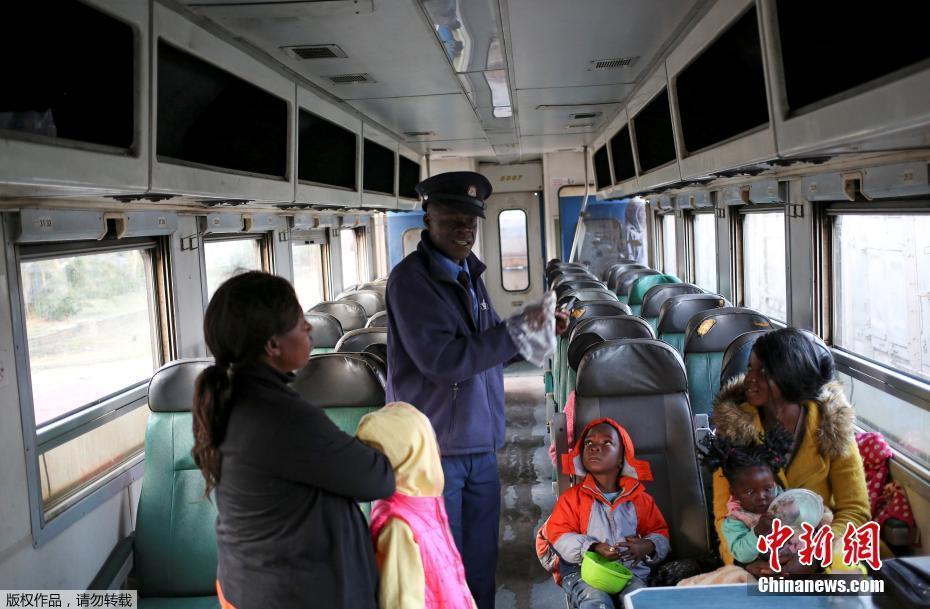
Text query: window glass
21 249 159 426
693 213 717 292
499 209 529 292
340 228 359 289
292 242 326 311
567 199 647 278
833 214 930 381
373 215 389 278
355 227 370 283
662 214 677 277
742 211 786 321
204 238 262 300
402 228 421 258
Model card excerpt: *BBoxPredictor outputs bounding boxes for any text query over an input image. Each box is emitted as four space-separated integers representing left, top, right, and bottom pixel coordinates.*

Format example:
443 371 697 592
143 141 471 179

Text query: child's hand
615 535 656 566
744 560 773 578
591 542 620 560
754 513 775 536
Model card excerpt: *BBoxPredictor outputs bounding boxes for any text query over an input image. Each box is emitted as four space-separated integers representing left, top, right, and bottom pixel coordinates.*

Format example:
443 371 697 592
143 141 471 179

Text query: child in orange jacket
545 418 669 608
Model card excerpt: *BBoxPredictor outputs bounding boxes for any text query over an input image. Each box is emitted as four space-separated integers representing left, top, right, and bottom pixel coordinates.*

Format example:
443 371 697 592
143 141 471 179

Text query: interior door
481 192 544 318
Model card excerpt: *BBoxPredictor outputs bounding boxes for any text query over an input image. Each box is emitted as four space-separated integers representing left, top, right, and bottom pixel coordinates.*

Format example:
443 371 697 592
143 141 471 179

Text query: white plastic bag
505 290 557 367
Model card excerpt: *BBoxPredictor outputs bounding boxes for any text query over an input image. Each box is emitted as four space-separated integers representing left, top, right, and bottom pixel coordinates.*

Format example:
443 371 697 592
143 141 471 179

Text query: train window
632 89 677 173
340 228 360 288
298 110 358 190
741 210 786 321
1 0 134 151
609 126 636 183
692 212 717 291
402 227 421 257
157 42 288 178
398 157 421 199
204 237 263 299
292 241 327 311
832 214 930 382
675 6 768 153
499 209 529 292
372 214 389 278
593 146 611 190
662 214 678 277
21 248 160 427
776 1 930 115
363 139 396 195
356 227 371 282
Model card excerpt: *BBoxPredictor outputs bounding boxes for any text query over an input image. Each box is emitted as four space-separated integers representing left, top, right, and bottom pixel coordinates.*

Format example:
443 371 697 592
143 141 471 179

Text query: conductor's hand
591 542 620 560
555 310 570 336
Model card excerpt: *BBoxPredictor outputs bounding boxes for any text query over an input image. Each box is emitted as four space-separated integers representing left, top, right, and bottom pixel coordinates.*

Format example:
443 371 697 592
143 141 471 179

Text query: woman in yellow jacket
710 328 870 574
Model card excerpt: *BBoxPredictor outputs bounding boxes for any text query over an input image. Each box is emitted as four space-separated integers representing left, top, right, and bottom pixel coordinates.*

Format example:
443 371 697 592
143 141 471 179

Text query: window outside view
340 229 359 289
833 214 930 382
204 239 262 299
292 242 326 311
692 213 717 292
498 209 529 291
21 249 158 426
662 214 677 277
742 212 787 321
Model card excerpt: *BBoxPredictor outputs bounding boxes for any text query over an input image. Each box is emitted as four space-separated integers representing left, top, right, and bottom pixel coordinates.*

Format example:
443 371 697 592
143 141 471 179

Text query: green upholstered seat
311 347 335 355
140 597 222 609
659 332 686 354
685 352 726 417
627 274 681 316
655 294 730 356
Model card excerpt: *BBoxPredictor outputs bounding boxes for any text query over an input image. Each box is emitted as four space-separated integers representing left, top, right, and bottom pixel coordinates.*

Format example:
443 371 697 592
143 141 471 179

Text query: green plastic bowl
581 551 633 594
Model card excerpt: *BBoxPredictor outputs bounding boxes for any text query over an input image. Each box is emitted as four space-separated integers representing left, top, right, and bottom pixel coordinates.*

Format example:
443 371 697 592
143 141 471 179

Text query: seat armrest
552 411 572 496
89 534 134 590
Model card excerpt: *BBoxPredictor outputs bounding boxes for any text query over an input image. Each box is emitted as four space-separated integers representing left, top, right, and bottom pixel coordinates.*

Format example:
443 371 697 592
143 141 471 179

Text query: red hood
561 417 653 483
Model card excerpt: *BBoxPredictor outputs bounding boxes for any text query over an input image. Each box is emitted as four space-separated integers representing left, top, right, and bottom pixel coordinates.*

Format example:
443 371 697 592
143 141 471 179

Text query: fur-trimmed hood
712 374 855 460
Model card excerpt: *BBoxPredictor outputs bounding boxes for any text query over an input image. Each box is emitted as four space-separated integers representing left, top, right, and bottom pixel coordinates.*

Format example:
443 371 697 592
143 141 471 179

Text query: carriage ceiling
183 0 706 164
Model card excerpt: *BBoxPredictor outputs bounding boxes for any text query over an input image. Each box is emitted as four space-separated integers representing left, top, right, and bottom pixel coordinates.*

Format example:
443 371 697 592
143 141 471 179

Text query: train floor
495 362 565 609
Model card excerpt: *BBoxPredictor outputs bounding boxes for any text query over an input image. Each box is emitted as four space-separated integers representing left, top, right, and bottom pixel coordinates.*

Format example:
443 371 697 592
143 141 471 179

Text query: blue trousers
562 571 646 609
442 452 500 609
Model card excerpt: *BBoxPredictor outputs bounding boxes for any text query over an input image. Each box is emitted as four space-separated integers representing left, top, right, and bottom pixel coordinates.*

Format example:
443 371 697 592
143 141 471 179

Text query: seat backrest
684 307 772 416
557 288 616 308
719 329 771 387
336 327 388 353
136 358 218 597
310 300 368 332
551 271 597 288
292 352 386 435
656 293 730 353
641 283 704 330
339 289 386 317
366 310 388 328
358 282 386 295
566 315 655 371
627 274 681 314
607 263 648 292
614 268 660 302
573 339 709 560
600 260 636 282
555 280 607 299
306 311 344 353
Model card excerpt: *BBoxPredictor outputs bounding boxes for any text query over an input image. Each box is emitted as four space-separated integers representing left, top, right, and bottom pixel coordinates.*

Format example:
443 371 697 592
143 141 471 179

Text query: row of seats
94 351 391 606
307 279 388 355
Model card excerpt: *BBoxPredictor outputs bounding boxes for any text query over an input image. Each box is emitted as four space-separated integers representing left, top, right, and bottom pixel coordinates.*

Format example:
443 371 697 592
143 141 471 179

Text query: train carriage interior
2 0 930 607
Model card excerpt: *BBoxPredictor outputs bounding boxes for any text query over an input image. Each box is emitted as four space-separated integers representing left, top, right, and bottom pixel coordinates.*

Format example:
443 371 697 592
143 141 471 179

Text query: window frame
497 207 530 293
658 211 678 277
737 204 787 321
3 215 170 546
688 209 718 292
290 233 330 311
201 233 270 306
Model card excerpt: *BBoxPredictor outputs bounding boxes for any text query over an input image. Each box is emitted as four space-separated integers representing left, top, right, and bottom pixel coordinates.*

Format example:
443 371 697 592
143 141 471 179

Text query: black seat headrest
565 301 633 334
148 358 214 413
600 260 636 282
366 311 388 328
339 290 385 317
720 329 771 386
551 272 597 288
557 289 615 308
656 294 730 334
684 307 772 353
357 283 386 295
309 300 368 332
615 268 660 297
305 312 344 348
555 280 606 299
607 264 648 291
336 328 388 353
292 352 386 409
567 333 605 371
567 316 654 370
576 339 688 397
641 283 704 318
363 343 387 365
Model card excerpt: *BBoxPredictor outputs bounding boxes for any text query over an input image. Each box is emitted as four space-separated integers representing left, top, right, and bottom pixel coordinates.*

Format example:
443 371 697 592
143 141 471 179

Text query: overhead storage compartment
0 0 149 197
628 65 682 192
592 144 612 191
397 150 422 211
295 86 361 207
361 125 398 210
152 4 295 202
764 0 930 156
669 0 776 180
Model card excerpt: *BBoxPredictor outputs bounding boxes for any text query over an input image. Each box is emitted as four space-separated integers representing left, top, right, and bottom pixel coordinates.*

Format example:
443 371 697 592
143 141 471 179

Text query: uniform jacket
711 375 870 565
214 364 395 609
546 418 670 581
386 232 519 455
357 402 476 609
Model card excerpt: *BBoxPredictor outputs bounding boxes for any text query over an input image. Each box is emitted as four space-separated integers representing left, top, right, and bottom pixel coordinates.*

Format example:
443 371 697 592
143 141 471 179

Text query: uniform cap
415 171 492 218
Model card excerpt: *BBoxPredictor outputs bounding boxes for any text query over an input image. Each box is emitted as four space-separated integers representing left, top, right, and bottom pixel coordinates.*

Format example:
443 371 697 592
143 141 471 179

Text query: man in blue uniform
386 171 566 609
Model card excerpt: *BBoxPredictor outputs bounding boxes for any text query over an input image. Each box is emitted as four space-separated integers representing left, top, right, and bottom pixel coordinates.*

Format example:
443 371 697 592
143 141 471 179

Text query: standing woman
711 328 870 573
192 271 395 609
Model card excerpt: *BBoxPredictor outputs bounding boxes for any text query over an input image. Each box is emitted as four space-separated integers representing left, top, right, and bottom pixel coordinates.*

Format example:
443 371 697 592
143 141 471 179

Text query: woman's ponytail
192 362 233 496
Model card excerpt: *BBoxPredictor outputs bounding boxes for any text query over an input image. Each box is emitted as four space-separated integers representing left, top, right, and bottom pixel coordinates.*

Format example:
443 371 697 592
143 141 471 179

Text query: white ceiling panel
418 139 495 158
504 0 702 90
516 86 628 136
348 94 486 142
189 0 461 100
519 134 589 155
